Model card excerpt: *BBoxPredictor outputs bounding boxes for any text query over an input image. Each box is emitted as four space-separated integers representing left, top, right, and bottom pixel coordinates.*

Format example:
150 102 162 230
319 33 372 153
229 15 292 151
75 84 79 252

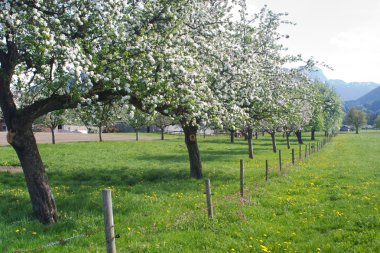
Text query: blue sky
247 0 380 83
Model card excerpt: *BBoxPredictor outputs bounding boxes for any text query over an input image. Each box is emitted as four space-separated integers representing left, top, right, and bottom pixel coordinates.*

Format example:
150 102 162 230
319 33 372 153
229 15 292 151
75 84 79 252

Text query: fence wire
12 226 106 253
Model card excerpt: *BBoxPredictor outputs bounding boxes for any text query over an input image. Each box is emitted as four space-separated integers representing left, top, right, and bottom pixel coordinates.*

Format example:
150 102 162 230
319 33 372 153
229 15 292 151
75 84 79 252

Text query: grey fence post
240 160 244 197
299 144 302 160
279 150 282 171
265 160 269 181
205 179 213 219
102 189 116 253
305 144 307 158
291 148 295 165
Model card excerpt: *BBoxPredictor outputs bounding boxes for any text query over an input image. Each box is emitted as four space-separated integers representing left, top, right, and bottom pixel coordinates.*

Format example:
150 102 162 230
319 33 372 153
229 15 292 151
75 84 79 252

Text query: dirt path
0 132 162 146
0 166 23 173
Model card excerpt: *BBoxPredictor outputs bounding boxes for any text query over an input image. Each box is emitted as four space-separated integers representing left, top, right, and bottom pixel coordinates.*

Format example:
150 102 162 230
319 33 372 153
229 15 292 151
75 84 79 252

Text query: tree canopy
346 107 367 134
0 0 344 224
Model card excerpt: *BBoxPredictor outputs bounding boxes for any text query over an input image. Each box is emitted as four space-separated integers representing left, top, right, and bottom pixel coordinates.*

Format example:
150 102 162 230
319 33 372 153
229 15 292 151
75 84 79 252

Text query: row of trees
35 106 175 143
0 1 343 223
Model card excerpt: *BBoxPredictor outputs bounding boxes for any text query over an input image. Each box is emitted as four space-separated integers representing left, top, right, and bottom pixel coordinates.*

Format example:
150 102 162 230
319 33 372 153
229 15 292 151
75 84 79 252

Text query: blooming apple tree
0 0 189 223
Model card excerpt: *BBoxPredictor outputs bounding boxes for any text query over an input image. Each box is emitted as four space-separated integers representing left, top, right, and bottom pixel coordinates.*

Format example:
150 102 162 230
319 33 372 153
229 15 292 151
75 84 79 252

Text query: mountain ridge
345 86 380 114
306 68 380 101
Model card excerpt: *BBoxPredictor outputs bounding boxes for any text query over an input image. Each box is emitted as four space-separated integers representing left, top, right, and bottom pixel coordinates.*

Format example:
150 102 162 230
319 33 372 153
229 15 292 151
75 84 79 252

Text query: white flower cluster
1 0 341 133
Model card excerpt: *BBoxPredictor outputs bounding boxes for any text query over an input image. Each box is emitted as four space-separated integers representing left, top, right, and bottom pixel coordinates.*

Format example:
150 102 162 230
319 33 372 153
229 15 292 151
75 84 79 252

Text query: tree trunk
286 132 291 149
98 126 103 142
230 129 235 143
270 132 277 153
135 130 139 141
311 128 315 141
183 125 202 179
161 128 164 140
8 127 57 224
324 130 328 137
247 128 253 159
255 131 258 140
50 127 56 144
355 126 359 134
295 130 304 144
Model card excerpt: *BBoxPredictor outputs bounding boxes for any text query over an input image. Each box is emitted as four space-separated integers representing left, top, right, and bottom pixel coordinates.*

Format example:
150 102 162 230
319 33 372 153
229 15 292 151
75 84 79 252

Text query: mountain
305 68 380 101
345 86 380 114
328 80 379 101
306 67 328 83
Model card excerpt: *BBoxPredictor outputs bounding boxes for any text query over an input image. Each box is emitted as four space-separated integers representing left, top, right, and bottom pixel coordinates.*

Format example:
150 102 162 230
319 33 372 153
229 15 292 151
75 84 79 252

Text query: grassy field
0 132 379 252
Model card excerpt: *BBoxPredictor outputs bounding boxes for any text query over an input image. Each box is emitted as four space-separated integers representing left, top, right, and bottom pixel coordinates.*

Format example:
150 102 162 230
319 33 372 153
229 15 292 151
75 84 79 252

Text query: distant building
340 125 350 132
60 124 89 134
114 121 159 133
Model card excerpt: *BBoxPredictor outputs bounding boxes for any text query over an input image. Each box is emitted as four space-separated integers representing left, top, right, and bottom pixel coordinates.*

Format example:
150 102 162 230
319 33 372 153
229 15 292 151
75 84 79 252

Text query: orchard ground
0 132 164 146
0 131 379 252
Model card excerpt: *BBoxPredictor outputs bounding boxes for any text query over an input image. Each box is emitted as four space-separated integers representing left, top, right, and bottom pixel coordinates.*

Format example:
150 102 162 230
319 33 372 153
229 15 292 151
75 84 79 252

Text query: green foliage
77 102 120 132
346 107 367 133
1 133 379 252
374 115 380 128
309 82 343 133
122 107 154 131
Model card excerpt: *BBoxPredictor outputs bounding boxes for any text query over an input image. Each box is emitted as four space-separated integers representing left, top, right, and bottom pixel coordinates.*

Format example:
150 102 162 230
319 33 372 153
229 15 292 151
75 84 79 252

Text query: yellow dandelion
260 245 270 253
15 229 20 233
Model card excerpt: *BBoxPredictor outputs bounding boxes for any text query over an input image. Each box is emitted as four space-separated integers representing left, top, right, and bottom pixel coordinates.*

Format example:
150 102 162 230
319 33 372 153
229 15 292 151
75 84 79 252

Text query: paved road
0 132 162 146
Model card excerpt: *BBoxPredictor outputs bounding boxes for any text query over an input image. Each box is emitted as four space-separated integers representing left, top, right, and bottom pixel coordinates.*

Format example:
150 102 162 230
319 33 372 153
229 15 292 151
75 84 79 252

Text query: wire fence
13 135 335 253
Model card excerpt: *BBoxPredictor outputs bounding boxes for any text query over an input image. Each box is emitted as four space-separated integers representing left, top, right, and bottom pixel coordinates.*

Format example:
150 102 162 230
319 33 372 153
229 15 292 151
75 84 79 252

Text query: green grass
0 132 379 253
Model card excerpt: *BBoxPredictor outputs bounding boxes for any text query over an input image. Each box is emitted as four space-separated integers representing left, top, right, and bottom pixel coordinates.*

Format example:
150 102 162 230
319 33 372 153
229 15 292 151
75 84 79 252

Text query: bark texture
0 45 58 223
160 129 164 140
183 125 202 179
295 130 304 144
8 127 57 223
98 126 103 142
270 132 277 153
286 132 291 149
247 128 253 159
311 128 315 141
230 129 235 143
50 128 56 144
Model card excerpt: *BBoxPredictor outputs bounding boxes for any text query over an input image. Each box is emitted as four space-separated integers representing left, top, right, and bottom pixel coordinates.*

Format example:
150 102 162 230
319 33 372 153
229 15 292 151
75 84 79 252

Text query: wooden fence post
102 189 116 253
279 150 282 171
240 160 244 197
291 148 295 165
305 144 307 158
265 160 269 181
205 179 213 219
